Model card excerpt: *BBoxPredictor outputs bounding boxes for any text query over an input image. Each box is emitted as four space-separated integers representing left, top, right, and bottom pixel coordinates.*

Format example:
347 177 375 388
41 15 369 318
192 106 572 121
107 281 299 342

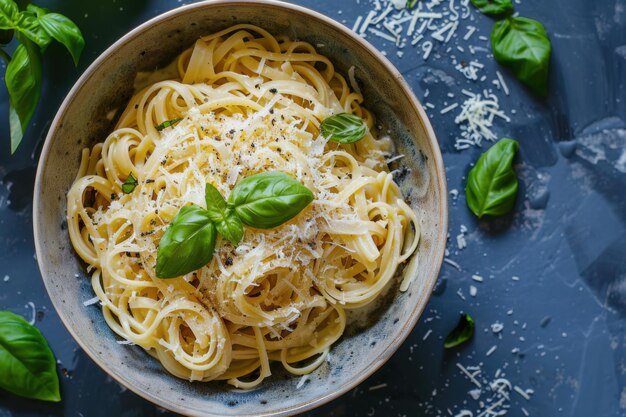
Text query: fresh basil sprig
471 0 552 96
444 313 475 349
0 0 84 153
320 113 368 144
470 0 513 16
465 138 519 218
155 117 182 131
491 17 552 97
205 183 244 244
0 311 60 402
156 205 217 279
156 172 313 278
229 172 314 229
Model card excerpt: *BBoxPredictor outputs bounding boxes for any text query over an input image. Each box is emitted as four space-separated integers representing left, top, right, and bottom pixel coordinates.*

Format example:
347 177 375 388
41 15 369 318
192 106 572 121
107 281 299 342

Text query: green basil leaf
14 12 51 48
0 1 19 29
0 2 51 48
406 0 418 9
465 138 519 218
26 4 49 18
122 172 138 194
320 113 368 144
6 40 41 153
156 204 217 278
444 313 475 349
470 0 513 16
38 12 84 65
204 183 244 244
491 16 552 96
155 117 182 131
229 171 313 229
0 311 60 401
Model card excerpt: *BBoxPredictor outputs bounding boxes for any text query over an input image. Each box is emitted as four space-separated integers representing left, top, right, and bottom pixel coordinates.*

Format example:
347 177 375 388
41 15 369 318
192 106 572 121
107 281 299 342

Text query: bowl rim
33 1 448 416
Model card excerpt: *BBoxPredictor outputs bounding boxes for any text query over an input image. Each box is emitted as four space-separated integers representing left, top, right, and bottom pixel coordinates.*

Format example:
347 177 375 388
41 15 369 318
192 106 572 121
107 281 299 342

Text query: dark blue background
1 0 625 416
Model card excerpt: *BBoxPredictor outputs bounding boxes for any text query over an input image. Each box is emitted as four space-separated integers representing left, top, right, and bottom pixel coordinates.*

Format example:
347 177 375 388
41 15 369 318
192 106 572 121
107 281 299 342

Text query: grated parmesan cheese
348 0 515 152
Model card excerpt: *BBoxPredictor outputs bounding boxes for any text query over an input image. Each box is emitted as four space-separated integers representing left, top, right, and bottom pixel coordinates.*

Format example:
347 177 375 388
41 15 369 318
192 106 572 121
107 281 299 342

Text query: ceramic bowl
33 1 447 415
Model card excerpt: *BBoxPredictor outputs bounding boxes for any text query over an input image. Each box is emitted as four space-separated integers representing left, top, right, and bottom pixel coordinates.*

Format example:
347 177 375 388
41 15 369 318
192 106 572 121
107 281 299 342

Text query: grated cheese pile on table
450 363 534 417
348 0 516 150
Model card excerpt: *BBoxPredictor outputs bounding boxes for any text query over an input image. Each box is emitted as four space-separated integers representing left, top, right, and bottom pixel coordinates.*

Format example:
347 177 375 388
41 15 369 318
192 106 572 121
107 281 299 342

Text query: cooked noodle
67 24 420 388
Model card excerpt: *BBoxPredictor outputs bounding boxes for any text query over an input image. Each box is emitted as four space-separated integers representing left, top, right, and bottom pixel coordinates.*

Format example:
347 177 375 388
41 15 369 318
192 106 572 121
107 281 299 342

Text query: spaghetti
66 24 420 388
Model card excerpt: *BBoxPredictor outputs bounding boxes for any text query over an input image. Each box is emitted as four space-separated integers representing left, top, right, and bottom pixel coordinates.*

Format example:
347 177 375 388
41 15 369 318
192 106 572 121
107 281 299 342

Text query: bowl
33 1 448 415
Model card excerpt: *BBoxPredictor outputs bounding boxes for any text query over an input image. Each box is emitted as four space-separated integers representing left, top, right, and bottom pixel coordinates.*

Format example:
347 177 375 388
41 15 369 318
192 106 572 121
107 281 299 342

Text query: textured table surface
0 0 625 416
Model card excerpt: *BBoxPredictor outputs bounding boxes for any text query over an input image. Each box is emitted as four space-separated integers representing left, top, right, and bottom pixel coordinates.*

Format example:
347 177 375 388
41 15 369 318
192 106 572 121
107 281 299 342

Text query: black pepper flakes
269 88 277 93
225 257 233 266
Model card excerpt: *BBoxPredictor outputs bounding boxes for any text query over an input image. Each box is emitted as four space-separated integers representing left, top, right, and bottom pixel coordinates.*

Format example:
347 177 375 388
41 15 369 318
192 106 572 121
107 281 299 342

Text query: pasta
66 24 420 388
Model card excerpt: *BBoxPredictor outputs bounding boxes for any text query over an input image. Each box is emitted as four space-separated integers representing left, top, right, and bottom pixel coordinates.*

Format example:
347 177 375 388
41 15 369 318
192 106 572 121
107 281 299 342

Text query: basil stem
320 113 368 144
465 138 519 218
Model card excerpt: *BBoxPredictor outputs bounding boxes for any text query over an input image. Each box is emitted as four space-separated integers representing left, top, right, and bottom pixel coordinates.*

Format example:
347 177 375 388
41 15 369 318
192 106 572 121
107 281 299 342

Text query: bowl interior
34 1 447 416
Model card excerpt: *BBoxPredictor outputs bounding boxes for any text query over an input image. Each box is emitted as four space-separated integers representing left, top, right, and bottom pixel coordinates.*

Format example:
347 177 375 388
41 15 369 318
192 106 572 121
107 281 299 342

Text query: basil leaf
155 117 182 131
0 2 54 49
320 113 368 144
444 313 475 349
470 0 513 16
0 311 60 402
122 172 138 194
156 205 217 278
465 138 519 218
491 16 552 96
6 39 41 153
204 183 244 244
26 4 49 18
14 12 51 48
0 1 19 29
37 12 84 65
406 0 418 9
229 171 313 229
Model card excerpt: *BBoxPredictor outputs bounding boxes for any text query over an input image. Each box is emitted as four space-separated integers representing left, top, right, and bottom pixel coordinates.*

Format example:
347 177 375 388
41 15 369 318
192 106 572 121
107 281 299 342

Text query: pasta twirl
67 25 420 388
